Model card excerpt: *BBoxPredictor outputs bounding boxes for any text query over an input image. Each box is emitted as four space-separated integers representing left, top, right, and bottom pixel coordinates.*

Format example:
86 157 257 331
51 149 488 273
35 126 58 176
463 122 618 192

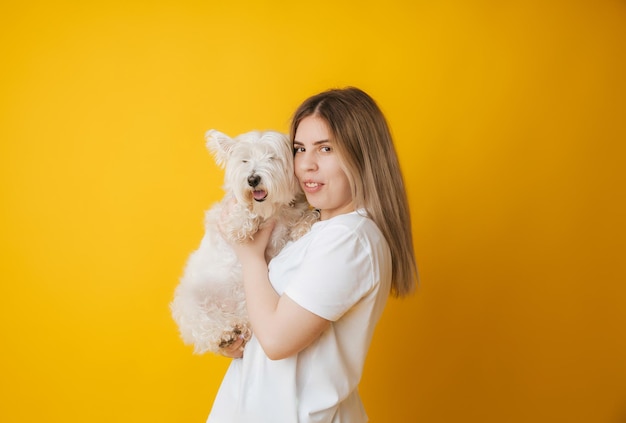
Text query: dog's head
206 129 300 215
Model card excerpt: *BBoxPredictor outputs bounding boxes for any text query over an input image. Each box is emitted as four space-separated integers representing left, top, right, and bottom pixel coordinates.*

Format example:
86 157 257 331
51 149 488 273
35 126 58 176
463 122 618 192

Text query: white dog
171 129 319 355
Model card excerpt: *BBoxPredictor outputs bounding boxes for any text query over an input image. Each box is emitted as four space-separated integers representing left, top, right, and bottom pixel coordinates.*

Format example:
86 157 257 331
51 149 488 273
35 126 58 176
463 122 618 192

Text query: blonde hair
290 87 418 297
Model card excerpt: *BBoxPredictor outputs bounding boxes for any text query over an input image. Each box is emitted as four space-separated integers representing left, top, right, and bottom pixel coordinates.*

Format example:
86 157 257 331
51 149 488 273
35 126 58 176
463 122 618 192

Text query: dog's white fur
170 129 319 354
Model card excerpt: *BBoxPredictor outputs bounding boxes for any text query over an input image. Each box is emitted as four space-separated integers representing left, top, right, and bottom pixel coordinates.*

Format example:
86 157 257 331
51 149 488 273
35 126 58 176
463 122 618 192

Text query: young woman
208 87 418 423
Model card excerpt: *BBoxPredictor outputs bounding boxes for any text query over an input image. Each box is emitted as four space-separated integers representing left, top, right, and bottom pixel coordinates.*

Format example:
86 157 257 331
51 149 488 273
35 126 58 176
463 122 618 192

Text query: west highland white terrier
171 129 319 355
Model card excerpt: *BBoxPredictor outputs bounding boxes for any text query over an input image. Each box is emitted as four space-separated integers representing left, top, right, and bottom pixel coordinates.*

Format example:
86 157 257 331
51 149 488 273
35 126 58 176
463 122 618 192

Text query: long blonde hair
290 87 418 297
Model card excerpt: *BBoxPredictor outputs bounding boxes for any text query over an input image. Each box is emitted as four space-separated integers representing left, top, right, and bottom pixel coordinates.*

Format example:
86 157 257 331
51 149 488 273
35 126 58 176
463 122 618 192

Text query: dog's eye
242 160 248 163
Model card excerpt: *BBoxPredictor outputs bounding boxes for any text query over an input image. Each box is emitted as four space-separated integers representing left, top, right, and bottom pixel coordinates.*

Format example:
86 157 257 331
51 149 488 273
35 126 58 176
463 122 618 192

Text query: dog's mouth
252 190 268 202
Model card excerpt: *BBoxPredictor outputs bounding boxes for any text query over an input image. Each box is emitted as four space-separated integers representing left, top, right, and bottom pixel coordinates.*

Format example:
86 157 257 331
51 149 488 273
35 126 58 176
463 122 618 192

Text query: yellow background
1 1 625 422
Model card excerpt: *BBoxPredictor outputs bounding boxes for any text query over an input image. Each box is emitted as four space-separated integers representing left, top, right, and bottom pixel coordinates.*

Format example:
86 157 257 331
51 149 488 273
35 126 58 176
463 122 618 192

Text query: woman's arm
231 222 330 360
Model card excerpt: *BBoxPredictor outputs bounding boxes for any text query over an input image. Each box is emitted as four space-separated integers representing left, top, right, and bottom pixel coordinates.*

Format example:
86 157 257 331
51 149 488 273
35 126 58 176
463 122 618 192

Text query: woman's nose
296 152 317 171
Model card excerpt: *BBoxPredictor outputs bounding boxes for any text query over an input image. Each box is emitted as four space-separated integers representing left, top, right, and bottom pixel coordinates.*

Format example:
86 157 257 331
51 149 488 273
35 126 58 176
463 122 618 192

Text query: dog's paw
219 204 261 243
290 209 320 241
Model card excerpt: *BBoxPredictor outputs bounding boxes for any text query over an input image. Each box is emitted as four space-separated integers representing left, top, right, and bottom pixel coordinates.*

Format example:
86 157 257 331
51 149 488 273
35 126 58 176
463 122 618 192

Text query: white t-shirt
207 210 392 423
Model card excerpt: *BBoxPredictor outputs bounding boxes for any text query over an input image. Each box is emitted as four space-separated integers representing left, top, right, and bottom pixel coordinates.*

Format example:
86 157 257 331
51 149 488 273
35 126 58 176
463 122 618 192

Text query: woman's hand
219 336 246 359
230 220 276 265
219 198 276 264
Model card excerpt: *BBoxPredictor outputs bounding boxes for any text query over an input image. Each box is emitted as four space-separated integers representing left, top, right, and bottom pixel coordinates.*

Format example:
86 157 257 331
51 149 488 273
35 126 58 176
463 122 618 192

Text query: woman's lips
302 181 321 193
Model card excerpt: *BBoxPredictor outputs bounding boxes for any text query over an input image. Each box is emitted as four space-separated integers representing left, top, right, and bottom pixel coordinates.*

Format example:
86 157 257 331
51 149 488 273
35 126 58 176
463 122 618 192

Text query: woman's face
293 115 354 221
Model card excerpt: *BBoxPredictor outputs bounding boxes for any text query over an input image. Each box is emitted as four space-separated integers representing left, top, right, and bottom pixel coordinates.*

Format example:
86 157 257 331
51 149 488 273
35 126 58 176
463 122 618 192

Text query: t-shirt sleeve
283 222 376 321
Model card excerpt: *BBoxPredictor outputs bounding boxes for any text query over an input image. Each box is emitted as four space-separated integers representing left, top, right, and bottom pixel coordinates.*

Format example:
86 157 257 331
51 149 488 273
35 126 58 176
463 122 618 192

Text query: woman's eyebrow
293 139 330 146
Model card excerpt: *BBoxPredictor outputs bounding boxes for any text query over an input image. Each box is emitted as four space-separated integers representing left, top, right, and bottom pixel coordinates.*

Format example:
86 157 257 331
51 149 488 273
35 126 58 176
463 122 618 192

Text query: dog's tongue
253 190 267 201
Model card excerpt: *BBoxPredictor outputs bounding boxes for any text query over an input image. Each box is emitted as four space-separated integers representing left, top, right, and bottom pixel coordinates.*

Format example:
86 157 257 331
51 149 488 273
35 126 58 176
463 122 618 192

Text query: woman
208 87 418 422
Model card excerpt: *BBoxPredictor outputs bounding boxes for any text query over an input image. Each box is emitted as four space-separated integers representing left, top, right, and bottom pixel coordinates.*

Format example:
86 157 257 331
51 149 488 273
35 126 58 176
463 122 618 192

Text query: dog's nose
247 174 261 188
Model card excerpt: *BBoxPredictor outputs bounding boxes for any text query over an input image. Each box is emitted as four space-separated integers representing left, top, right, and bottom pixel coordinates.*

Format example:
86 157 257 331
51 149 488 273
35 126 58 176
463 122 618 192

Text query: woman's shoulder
313 209 365 229
312 210 384 242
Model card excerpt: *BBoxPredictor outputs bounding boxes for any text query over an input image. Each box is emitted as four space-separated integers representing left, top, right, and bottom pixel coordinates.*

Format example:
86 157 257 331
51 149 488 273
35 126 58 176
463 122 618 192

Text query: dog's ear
205 129 235 168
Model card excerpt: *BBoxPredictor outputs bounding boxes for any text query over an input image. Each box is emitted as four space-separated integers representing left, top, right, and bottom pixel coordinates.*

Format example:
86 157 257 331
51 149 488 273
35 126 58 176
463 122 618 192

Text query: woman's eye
293 147 305 153
321 146 331 152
